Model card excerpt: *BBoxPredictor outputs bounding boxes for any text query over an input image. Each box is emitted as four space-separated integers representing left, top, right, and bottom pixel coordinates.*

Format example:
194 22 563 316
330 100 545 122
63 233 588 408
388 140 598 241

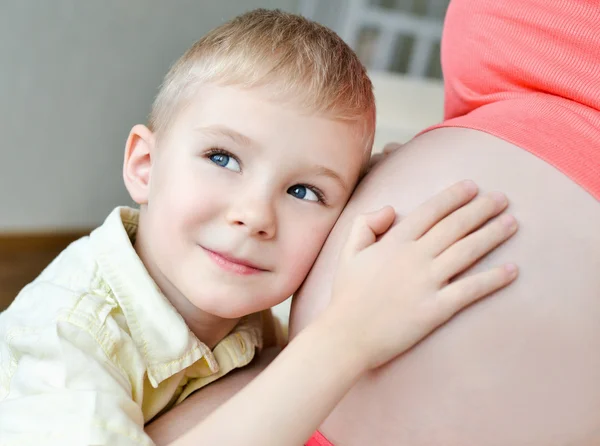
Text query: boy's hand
368 142 402 170
327 180 518 371
188 181 517 446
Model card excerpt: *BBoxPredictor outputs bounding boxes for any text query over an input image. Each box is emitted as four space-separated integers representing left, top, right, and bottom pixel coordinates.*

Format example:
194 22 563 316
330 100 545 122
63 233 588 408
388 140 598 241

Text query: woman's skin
290 127 600 446
147 127 600 446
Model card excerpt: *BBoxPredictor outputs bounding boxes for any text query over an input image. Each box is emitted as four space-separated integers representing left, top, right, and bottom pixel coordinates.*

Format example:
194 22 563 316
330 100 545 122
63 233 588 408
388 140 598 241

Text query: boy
0 9 518 445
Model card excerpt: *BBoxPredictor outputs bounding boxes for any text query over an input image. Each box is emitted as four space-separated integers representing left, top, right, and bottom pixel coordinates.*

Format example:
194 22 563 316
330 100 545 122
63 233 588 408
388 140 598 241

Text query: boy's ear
123 124 156 205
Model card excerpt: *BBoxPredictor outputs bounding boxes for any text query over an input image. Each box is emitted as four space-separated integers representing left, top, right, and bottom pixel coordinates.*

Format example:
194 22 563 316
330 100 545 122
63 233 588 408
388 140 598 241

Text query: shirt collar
89 206 218 387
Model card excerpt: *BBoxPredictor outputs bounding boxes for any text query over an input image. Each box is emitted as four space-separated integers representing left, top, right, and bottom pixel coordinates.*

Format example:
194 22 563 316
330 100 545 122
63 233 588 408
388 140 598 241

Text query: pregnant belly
290 127 600 446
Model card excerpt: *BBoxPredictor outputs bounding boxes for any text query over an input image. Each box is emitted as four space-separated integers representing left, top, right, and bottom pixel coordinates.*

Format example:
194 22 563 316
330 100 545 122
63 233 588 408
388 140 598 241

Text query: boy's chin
187 291 272 319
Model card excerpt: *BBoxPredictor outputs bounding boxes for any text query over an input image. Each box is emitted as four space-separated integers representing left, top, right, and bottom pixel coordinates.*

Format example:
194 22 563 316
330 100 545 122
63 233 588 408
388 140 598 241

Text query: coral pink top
426 0 600 200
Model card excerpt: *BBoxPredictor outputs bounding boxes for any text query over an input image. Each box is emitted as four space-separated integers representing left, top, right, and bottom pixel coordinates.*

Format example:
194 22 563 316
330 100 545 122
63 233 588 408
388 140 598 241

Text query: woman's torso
290 128 600 445
290 1 600 443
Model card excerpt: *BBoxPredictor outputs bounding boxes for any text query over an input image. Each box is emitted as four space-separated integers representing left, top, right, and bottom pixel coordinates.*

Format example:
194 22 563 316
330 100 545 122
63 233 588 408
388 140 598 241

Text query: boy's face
128 84 366 318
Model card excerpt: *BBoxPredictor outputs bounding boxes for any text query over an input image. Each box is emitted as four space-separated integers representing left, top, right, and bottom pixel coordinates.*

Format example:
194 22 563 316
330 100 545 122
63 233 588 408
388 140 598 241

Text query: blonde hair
149 9 376 161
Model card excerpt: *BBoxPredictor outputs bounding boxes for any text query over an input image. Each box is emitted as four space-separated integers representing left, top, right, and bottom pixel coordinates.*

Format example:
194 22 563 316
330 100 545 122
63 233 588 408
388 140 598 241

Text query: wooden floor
0 232 88 311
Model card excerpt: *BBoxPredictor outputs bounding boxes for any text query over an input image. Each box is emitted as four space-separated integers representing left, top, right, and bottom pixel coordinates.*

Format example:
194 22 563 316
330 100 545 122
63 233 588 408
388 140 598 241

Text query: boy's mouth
201 247 268 275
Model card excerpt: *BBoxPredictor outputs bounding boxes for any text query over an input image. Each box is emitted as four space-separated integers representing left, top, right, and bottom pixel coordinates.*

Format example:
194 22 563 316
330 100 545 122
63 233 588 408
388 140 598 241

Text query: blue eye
209 152 241 172
287 185 320 202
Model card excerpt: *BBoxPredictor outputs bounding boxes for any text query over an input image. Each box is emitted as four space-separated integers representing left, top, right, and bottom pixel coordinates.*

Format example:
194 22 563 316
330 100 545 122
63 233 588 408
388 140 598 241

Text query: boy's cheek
155 179 220 226
281 230 331 282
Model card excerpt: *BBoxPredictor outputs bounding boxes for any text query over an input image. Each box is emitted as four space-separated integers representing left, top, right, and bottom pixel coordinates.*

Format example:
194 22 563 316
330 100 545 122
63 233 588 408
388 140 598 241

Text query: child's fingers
368 153 385 168
434 264 518 323
368 143 402 170
341 206 396 258
382 142 402 155
390 180 479 242
432 214 518 282
420 192 508 256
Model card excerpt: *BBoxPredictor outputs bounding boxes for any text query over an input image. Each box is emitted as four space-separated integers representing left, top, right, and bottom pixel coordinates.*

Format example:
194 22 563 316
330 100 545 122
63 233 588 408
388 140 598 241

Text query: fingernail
504 263 518 277
500 214 517 230
490 191 507 206
463 180 477 194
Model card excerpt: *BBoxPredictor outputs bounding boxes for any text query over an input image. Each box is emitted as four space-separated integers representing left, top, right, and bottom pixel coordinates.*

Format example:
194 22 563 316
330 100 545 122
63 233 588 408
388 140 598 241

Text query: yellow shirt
0 207 264 445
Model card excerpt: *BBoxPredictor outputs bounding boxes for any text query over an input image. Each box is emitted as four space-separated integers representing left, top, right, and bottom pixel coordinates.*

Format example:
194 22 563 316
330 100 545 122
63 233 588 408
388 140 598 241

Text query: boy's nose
226 198 276 239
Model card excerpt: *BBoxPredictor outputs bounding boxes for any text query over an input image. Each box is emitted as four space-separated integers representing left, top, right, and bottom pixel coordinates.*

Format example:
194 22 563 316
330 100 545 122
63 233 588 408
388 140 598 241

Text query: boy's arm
0 292 153 446
146 348 281 445
171 181 519 446
173 316 360 446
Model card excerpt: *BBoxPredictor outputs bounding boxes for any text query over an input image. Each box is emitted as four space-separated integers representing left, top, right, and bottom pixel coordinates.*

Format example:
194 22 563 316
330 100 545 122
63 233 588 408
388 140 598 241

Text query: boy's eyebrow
197 124 347 190
314 165 348 191
196 125 254 147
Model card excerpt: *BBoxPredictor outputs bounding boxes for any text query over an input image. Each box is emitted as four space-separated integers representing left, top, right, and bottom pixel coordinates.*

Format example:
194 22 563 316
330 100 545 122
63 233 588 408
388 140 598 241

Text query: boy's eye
209 152 241 172
287 185 320 202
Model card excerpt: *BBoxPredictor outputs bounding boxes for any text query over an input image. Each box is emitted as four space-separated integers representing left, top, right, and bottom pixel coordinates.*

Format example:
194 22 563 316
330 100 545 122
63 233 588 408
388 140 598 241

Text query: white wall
0 0 297 231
